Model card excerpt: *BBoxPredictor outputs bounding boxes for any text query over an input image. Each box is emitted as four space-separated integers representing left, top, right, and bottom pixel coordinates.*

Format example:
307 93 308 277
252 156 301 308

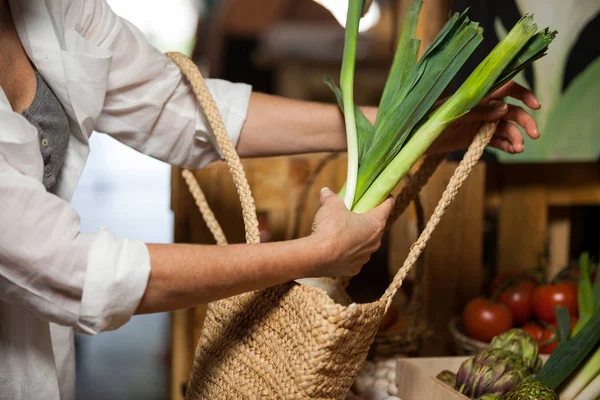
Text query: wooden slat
486 163 600 208
170 309 195 400
547 208 571 280
497 185 548 272
420 162 486 356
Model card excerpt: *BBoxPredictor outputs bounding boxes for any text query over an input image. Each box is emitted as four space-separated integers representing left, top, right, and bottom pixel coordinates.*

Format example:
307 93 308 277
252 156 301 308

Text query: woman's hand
427 81 541 155
309 188 394 277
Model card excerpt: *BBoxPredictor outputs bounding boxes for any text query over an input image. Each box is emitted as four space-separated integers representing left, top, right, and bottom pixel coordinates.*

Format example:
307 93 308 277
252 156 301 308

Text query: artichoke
436 370 457 387
503 381 558 400
456 348 529 398
476 395 502 400
489 329 543 374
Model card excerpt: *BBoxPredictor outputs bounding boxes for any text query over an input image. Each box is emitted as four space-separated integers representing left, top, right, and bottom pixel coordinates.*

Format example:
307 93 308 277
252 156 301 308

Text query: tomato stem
491 276 515 302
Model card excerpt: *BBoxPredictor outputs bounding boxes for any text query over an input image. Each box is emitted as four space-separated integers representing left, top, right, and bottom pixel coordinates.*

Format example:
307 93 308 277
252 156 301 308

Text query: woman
0 0 540 399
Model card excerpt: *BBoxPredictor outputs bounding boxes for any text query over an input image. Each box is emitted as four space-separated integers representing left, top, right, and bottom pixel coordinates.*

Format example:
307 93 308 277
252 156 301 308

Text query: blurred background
72 0 599 399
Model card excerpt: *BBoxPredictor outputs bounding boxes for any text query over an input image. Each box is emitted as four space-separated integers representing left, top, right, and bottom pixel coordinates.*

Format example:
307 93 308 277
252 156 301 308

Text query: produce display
330 0 556 213
461 253 599 354
446 254 600 399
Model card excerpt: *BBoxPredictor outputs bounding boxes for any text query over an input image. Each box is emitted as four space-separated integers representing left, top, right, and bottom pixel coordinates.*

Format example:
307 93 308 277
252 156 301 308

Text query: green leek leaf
323 76 374 164
376 0 423 120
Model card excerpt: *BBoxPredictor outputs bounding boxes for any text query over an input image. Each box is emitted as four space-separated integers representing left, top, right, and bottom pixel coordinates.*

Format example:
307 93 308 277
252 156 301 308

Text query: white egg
387 383 398 395
386 370 396 381
375 368 387 379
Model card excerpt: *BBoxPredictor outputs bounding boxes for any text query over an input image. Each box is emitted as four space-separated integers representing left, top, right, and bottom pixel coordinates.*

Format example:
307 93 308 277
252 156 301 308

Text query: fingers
489 81 541 110
362 0 373 16
366 195 395 221
320 187 346 208
463 101 509 122
489 121 523 153
489 136 515 154
504 105 540 139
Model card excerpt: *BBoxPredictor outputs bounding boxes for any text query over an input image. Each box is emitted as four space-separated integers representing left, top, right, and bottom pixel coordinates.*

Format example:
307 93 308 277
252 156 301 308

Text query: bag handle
380 121 498 311
168 51 498 314
167 52 260 245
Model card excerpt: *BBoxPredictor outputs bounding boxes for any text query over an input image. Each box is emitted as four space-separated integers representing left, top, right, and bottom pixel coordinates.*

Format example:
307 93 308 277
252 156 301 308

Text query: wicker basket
291 154 432 359
448 315 489 355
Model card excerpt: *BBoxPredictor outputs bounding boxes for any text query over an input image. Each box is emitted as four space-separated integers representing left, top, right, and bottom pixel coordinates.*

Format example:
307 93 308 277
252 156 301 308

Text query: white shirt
0 1 252 399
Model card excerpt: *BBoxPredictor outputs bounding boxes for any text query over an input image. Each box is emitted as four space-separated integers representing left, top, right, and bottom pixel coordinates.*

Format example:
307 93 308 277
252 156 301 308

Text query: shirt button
44 164 52 173
41 138 49 147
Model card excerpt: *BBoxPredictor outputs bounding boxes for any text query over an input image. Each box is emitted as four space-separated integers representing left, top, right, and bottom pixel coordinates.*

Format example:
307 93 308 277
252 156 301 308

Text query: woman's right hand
309 187 394 278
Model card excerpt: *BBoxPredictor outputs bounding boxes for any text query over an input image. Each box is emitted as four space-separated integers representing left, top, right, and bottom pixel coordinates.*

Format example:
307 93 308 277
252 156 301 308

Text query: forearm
136 236 329 314
236 92 377 157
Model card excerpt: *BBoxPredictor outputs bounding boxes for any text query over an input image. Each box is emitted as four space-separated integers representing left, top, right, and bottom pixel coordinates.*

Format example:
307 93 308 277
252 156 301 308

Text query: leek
355 10 483 204
573 373 600 400
353 15 539 212
560 347 600 399
339 0 364 209
573 252 596 337
535 306 600 390
329 0 555 213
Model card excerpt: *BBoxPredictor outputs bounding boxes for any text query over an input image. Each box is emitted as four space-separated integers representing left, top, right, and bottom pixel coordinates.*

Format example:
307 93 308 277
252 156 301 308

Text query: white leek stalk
340 0 363 209
573 373 600 400
561 347 600 399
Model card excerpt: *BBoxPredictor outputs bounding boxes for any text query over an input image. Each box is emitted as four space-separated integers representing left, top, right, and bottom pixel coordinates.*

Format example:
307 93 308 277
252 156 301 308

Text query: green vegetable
354 9 482 205
555 305 572 342
573 373 600 400
352 15 542 212
331 1 555 213
436 370 457 387
558 347 600 400
572 252 595 337
535 305 600 390
489 329 543 374
339 0 364 208
456 348 529 398
503 381 558 400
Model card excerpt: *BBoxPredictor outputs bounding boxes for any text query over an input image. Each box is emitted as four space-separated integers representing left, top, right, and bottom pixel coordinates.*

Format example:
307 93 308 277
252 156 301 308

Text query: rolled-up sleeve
0 93 150 334
82 0 252 169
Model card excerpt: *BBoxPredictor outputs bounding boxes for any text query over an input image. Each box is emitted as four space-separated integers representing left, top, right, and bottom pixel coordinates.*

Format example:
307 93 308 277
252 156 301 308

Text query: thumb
366 196 395 221
320 187 346 208
362 0 373 16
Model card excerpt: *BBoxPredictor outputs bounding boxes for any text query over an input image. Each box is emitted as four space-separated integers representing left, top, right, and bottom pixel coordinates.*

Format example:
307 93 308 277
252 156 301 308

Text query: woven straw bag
167 52 498 400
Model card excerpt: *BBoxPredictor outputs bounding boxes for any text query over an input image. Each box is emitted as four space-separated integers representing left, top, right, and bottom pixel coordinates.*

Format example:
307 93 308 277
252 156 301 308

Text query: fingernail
496 102 508 111
321 187 332 196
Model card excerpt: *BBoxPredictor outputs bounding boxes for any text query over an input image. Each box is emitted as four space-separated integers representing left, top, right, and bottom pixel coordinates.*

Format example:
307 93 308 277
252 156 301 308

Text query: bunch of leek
329 0 556 212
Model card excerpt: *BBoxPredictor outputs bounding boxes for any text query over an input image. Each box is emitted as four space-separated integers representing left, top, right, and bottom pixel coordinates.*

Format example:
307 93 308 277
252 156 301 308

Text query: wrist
299 234 337 278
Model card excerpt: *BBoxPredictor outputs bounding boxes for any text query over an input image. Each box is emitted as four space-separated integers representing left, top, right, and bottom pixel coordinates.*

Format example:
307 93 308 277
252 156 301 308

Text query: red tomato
540 328 559 354
522 322 544 344
462 298 514 343
498 280 536 326
490 273 537 297
540 317 578 354
532 283 578 323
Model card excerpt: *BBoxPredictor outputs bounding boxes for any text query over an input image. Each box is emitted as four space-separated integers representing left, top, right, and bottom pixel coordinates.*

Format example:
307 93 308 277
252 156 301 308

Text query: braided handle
381 121 498 311
167 52 260 245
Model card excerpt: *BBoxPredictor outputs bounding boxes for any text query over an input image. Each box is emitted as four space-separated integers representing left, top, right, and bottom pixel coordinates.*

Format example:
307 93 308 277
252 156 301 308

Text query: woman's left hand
427 81 541 155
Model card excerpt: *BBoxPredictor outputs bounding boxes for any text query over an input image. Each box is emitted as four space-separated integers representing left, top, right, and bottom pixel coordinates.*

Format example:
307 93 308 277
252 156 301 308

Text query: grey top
21 68 71 192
